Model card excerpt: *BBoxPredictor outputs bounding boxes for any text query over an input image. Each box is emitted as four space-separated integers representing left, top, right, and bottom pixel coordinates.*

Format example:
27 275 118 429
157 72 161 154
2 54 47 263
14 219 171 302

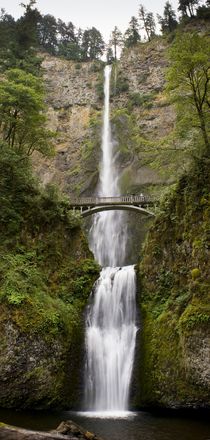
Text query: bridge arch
79 204 155 218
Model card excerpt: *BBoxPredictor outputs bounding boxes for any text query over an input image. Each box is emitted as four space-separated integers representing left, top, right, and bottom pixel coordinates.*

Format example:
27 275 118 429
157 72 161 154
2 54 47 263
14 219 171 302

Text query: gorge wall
37 39 188 199
35 39 191 262
33 33 210 411
135 157 210 409
1 26 209 412
0 155 99 409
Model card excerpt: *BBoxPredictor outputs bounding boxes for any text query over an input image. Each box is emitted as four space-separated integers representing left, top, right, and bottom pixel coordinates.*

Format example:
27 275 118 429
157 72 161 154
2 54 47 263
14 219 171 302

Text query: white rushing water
85 65 137 414
89 65 127 267
85 266 137 412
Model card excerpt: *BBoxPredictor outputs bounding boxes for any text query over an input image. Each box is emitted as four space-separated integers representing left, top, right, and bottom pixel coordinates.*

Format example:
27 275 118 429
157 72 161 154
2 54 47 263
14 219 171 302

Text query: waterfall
85 65 137 414
89 65 127 267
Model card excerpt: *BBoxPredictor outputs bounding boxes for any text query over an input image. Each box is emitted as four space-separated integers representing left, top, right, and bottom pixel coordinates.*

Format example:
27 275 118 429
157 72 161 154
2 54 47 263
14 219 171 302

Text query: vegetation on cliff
0 0 209 411
136 28 210 409
0 29 99 409
137 155 210 408
0 140 99 409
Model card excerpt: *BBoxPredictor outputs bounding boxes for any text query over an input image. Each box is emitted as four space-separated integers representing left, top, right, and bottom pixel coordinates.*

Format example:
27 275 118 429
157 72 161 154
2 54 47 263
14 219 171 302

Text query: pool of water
0 409 210 440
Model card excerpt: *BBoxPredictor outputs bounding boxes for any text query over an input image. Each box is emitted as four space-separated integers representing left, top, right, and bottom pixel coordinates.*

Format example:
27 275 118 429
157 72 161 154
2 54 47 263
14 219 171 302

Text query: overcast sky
2 0 179 41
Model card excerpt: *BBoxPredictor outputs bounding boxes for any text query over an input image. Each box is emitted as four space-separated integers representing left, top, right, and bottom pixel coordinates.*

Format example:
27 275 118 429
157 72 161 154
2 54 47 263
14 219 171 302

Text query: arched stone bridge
69 195 157 218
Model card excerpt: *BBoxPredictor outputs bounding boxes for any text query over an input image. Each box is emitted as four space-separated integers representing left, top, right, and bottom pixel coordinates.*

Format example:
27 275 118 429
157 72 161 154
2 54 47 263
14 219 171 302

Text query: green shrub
129 92 155 108
191 268 201 280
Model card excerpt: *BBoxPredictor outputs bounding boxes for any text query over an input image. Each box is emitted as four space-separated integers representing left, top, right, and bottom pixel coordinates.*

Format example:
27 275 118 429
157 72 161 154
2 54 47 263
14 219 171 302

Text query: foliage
111 70 129 95
109 26 123 60
106 46 115 64
157 1 178 34
0 137 99 338
139 4 156 41
124 16 141 48
0 68 55 156
81 27 105 60
191 268 201 279
178 0 200 17
196 4 210 19
167 32 210 154
15 0 41 51
37 14 57 54
128 92 155 108
0 8 16 51
137 156 210 407
0 2 105 63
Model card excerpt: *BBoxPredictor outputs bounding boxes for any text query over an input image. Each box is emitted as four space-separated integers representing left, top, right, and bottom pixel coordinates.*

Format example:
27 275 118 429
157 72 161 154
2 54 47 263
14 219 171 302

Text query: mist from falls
85 65 137 414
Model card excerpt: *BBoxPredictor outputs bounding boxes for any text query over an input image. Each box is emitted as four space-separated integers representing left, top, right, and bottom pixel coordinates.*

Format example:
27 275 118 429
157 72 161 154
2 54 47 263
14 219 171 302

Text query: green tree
139 4 156 41
57 21 82 60
16 0 41 51
110 26 123 60
81 27 104 60
157 1 178 34
0 9 16 50
124 16 141 48
58 42 81 60
106 46 115 63
167 33 210 153
178 0 200 17
57 19 76 45
38 14 58 54
196 3 210 19
0 68 54 156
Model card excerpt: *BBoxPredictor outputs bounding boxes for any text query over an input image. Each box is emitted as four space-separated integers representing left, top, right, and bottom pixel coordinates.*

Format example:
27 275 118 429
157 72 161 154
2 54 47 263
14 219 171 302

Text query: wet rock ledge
0 420 103 440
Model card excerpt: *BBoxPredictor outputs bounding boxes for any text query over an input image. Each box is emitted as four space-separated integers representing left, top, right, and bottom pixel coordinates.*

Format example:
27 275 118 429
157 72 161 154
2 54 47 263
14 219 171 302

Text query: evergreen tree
0 9 16 50
81 27 104 60
110 26 123 60
106 46 115 63
139 4 156 41
157 1 178 34
124 16 141 48
178 0 200 17
57 19 76 45
58 41 81 60
38 14 57 54
16 0 41 51
196 0 210 18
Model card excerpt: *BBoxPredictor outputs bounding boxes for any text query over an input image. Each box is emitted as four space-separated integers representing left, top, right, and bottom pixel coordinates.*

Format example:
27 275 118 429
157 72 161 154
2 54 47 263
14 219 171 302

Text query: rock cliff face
35 55 102 197
35 40 189 262
30 35 210 411
36 40 188 200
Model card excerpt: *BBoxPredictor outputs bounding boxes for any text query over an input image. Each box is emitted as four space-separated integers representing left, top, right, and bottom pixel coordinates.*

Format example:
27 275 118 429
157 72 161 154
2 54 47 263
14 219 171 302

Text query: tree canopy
139 4 156 41
157 1 178 34
0 68 54 156
124 16 141 48
167 33 210 154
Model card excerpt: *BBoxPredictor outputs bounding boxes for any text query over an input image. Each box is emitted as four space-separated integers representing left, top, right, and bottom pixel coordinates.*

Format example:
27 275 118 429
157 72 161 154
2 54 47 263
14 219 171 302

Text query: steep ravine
1 33 209 413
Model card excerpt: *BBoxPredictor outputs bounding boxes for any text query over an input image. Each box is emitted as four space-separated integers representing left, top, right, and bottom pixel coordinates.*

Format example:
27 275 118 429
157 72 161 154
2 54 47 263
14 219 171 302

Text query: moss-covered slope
0 144 100 409
136 156 210 409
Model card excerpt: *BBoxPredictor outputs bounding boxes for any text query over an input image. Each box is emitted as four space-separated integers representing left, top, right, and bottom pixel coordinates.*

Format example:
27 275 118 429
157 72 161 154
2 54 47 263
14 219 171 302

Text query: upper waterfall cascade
85 65 137 413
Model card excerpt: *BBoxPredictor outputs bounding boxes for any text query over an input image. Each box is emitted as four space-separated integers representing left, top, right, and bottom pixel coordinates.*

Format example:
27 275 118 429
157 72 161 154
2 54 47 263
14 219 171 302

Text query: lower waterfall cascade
85 266 137 412
84 65 138 415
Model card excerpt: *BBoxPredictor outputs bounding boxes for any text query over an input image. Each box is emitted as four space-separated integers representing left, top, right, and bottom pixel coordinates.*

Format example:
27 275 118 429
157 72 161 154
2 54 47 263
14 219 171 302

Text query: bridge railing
69 195 155 206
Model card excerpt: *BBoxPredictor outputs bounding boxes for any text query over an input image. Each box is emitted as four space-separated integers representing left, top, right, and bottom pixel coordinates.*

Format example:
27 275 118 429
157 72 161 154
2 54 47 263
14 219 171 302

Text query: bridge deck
70 195 155 207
